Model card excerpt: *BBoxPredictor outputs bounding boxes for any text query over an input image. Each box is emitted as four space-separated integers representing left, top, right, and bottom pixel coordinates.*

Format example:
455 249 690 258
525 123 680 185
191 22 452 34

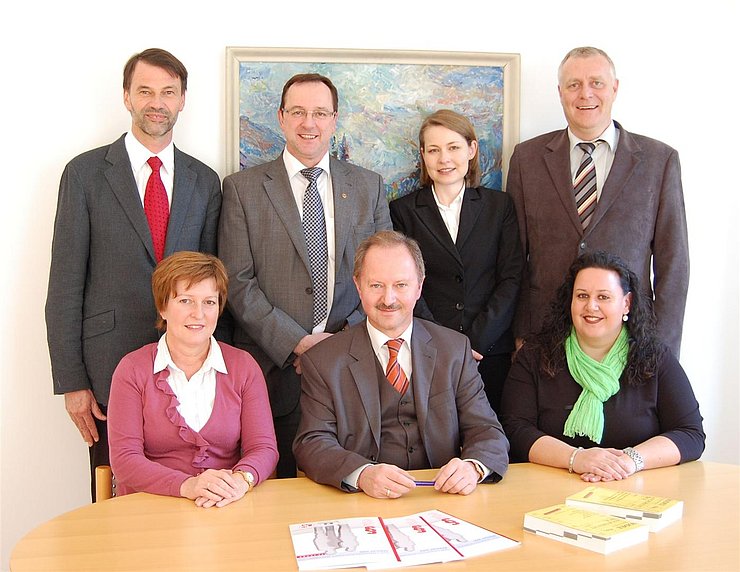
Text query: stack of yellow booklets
523 504 649 554
565 486 683 532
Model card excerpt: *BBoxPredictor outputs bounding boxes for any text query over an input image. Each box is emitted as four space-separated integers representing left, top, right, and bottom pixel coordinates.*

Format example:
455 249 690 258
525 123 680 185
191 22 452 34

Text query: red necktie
144 156 169 262
385 338 409 394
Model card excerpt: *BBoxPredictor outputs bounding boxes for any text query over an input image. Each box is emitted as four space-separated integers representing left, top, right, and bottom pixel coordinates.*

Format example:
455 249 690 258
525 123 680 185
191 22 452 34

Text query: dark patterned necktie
574 142 599 228
145 156 169 262
300 167 328 326
385 338 409 394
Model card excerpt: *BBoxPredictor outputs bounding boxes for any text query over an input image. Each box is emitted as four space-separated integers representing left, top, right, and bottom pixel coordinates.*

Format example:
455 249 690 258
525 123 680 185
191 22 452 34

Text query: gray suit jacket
293 319 510 490
218 155 391 416
45 134 222 404
506 122 689 355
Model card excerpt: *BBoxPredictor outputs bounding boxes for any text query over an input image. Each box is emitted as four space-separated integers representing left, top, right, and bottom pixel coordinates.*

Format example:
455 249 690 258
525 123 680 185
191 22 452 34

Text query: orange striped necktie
385 338 409 394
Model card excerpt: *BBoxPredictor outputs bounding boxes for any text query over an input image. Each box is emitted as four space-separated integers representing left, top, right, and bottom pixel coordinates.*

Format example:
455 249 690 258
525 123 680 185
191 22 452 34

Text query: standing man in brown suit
507 47 688 356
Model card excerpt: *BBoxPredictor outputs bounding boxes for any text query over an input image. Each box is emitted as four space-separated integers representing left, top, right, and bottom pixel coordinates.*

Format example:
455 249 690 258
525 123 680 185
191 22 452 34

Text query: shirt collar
431 182 466 210
567 120 618 153
365 319 414 355
282 147 331 180
153 334 227 375
125 131 175 174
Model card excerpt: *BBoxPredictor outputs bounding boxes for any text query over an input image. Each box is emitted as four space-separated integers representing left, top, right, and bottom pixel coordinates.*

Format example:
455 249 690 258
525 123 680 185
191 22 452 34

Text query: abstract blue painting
227 49 519 201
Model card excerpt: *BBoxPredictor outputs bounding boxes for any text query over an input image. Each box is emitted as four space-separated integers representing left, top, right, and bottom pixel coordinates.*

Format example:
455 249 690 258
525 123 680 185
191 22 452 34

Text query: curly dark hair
535 251 664 386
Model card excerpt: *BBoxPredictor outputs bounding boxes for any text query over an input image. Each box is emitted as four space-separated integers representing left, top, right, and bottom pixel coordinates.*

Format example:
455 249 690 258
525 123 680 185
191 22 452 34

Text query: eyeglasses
282 108 336 121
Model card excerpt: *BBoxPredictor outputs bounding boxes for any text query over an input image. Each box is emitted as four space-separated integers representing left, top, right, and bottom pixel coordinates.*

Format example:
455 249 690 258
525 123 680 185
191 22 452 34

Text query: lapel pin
341 193 348 199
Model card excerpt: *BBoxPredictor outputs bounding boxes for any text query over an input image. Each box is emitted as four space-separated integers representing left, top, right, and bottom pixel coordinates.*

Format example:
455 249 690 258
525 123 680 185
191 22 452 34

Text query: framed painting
226 47 520 200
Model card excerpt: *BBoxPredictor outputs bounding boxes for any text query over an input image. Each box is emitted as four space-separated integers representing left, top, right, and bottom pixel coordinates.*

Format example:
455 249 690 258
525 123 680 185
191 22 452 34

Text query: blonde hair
419 109 480 188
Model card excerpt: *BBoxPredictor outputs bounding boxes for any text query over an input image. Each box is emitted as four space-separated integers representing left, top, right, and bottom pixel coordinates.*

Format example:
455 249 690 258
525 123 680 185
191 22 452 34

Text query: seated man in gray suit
219 74 391 478
507 46 688 356
46 48 222 499
294 231 509 498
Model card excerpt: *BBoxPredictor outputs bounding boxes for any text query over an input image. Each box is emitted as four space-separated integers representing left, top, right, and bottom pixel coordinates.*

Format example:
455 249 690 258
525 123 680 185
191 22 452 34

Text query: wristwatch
236 471 255 491
622 447 645 472
470 461 486 482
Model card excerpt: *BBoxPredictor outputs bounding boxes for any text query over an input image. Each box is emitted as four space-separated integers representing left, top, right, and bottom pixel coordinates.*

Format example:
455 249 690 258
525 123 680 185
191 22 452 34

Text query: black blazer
390 186 523 355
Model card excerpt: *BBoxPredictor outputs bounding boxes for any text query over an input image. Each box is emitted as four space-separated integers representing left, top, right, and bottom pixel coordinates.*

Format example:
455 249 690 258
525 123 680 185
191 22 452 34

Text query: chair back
95 465 114 502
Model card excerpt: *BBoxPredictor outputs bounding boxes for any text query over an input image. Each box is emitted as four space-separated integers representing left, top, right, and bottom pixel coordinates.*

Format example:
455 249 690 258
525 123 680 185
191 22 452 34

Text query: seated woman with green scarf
500 251 704 482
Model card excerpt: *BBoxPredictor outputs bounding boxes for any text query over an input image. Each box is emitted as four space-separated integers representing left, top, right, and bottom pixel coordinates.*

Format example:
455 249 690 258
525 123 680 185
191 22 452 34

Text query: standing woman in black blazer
390 110 524 412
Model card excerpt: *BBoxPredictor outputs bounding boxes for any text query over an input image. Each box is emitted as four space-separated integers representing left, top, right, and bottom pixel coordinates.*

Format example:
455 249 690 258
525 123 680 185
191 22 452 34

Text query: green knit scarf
563 326 629 443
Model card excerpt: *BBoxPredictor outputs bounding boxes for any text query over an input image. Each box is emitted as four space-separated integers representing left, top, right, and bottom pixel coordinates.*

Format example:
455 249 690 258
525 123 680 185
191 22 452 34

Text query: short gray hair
558 46 617 84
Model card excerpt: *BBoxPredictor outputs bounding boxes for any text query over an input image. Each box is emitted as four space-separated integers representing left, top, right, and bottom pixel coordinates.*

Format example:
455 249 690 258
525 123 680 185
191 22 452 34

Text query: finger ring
385 488 391 497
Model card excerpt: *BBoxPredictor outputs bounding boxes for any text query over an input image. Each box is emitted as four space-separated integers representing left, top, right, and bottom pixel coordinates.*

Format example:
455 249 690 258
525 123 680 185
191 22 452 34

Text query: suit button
454 274 463 283
305 287 313 295
579 241 587 250
408 447 415 453
370 455 376 462
455 303 464 310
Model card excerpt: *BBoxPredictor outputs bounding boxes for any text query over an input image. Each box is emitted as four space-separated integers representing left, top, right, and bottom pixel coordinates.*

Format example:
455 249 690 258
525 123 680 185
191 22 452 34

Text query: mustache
376 303 401 311
144 107 171 116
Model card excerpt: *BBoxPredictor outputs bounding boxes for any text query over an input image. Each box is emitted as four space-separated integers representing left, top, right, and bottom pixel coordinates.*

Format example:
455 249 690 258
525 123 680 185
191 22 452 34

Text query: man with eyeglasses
219 73 391 477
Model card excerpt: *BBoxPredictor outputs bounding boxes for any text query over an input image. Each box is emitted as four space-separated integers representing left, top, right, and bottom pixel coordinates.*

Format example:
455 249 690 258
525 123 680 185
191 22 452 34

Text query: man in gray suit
46 48 222 498
507 47 688 356
293 231 509 498
218 74 391 477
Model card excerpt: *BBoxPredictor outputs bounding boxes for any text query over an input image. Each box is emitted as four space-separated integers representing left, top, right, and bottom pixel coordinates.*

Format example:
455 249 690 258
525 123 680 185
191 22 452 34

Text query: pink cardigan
108 341 278 497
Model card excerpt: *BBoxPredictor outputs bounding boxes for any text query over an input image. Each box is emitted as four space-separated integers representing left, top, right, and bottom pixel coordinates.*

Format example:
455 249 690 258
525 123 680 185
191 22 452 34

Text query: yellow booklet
523 504 648 554
566 486 683 532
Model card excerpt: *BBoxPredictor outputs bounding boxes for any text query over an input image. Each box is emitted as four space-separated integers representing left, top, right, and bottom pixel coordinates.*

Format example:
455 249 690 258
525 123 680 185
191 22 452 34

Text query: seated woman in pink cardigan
108 252 278 507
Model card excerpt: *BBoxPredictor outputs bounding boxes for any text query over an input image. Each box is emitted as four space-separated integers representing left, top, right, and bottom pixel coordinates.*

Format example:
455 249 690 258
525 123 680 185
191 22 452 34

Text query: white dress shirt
125 132 175 206
366 320 414 380
431 182 466 243
568 121 619 201
282 148 336 334
153 334 227 432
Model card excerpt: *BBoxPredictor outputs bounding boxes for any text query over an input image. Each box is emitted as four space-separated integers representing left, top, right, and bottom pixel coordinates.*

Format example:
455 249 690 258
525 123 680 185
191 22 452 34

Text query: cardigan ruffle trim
153 369 212 470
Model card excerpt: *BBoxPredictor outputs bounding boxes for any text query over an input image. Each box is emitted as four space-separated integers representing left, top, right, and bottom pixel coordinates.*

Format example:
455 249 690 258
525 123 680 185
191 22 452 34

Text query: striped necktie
574 141 599 228
385 338 409 394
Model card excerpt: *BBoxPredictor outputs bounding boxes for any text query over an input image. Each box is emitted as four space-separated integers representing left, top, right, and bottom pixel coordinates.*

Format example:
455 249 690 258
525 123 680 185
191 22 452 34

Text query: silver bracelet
568 446 583 473
622 447 645 472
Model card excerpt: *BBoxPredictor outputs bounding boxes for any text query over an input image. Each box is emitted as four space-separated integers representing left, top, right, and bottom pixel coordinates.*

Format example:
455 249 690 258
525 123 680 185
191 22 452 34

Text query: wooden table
11 462 740 571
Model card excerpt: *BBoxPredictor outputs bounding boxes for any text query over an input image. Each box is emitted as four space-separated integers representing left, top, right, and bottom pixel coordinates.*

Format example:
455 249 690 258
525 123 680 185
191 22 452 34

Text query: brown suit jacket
293 319 509 490
506 122 689 356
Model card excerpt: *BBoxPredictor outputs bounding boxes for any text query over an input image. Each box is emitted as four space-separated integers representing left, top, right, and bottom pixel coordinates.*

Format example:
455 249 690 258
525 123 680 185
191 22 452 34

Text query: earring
622 313 629 322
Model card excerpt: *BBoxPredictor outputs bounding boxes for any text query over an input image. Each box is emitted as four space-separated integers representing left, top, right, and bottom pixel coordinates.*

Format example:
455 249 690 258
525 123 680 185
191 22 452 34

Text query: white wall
2 0 738 568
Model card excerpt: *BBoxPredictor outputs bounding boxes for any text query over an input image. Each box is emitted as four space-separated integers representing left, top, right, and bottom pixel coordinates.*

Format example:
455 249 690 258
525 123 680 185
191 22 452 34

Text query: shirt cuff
463 458 490 482
342 463 372 490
